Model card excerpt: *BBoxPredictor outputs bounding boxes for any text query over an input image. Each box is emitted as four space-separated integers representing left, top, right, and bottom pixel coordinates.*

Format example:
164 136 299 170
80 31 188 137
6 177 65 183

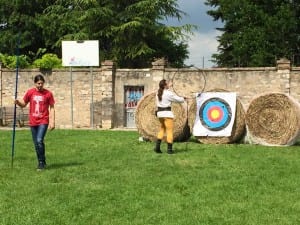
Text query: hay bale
188 89 246 144
135 91 190 142
246 93 300 146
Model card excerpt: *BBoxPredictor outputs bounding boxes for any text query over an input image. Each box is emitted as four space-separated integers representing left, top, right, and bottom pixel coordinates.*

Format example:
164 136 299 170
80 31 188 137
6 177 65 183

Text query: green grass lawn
1 129 300 225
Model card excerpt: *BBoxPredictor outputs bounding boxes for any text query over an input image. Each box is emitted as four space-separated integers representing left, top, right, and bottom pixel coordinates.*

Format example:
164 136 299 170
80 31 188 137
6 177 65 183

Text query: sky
167 0 223 68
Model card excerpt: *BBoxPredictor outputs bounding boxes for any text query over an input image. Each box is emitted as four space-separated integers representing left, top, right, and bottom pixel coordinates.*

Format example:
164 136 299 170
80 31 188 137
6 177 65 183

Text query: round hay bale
135 91 190 142
188 89 246 144
246 93 300 146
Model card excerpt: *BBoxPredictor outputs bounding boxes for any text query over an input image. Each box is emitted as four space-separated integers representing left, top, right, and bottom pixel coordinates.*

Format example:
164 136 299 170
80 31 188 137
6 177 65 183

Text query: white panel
62 40 99 67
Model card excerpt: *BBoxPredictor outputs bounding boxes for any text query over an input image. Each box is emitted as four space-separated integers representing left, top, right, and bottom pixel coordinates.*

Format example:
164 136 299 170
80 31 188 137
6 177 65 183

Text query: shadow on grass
174 142 195 154
47 162 84 169
174 149 189 154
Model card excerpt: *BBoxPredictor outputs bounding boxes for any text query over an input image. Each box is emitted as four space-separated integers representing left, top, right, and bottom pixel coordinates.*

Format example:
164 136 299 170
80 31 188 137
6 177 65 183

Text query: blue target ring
199 97 232 131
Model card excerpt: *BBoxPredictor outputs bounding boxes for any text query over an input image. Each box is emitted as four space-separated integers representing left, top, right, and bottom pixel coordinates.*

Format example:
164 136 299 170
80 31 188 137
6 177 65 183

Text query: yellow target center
211 109 220 120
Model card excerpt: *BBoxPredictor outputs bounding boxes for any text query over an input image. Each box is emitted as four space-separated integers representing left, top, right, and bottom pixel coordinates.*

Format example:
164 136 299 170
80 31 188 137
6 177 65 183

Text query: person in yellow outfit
154 79 186 154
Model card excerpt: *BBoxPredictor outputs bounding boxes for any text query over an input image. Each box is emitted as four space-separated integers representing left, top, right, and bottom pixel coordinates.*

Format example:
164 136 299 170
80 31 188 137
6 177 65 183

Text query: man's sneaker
37 162 46 171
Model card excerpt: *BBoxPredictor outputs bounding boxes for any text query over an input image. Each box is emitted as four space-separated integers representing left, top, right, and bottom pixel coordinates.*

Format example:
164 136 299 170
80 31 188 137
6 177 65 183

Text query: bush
32 53 62 70
0 53 30 69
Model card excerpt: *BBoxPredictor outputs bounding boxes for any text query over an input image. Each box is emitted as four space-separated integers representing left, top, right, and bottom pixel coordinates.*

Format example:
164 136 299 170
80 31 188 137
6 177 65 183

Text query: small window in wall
124 86 144 128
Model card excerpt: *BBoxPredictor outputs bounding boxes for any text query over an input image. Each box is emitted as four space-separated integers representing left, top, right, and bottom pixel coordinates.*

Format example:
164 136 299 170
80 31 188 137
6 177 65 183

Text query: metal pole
90 67 94 128
70 66 73 128
11 34 20 168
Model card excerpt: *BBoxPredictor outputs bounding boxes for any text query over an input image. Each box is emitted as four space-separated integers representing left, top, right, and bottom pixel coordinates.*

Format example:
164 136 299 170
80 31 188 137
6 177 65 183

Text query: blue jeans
30 124 48 164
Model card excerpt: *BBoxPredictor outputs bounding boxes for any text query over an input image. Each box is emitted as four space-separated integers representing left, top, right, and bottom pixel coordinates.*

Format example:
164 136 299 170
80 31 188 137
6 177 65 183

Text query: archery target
193 92 236 137
200 98 232 131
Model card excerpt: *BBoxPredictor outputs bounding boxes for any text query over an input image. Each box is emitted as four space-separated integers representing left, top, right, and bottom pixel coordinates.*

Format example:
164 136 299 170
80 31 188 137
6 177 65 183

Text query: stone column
101 60 115 129
151 58 167 91
277 58 291 94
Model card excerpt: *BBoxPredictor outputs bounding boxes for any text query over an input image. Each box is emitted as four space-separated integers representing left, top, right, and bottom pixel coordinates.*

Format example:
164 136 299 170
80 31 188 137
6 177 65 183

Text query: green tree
205 0 300 67
0 0 52 58
0 0 195 68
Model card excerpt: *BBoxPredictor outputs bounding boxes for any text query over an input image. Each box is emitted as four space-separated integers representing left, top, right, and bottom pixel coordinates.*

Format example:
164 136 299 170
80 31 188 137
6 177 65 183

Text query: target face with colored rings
199 97 232 131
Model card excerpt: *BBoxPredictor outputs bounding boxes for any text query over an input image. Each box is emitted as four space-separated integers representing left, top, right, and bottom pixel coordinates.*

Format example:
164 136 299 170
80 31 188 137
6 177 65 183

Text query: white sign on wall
62 40 99 67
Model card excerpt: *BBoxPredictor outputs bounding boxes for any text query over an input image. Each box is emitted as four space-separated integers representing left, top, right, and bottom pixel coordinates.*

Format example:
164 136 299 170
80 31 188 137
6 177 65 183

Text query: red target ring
207 106 224 123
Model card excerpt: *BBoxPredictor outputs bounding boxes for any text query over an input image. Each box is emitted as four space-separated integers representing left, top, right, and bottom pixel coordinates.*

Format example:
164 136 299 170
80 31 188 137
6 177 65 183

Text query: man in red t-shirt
15 74 55 171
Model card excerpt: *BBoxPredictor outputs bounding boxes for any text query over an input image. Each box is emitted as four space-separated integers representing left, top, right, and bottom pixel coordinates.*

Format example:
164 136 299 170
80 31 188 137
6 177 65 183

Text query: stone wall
0 58 299 129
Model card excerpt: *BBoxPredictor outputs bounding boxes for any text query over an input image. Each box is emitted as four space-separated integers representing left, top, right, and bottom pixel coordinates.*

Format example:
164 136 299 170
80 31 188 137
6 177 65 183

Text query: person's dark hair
157 79 167 101
34 74 45 83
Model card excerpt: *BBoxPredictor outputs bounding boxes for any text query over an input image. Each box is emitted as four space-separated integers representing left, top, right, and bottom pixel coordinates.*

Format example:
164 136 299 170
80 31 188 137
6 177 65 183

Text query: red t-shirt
23 88 55 126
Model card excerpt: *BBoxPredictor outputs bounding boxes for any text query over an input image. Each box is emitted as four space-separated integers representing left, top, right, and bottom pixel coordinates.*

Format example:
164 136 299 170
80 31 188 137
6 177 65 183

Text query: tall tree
0 0 195 68
205 0 300 67
0 0 51 57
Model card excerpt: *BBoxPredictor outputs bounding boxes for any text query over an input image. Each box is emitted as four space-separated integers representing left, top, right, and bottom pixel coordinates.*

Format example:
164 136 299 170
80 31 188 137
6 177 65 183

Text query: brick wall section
0 58 299 129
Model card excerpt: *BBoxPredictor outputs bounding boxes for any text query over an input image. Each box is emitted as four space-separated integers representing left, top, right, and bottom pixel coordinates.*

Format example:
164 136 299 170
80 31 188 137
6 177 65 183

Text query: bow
170 66 207 99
